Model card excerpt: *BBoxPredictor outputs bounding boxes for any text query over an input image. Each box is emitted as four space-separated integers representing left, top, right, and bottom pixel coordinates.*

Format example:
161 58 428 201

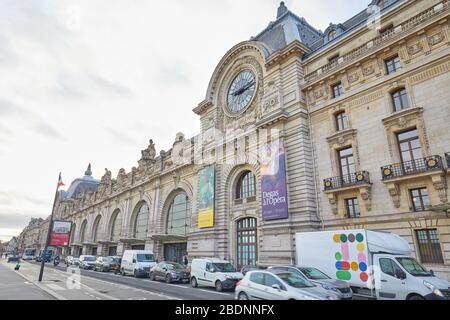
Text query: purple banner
261 140 288 221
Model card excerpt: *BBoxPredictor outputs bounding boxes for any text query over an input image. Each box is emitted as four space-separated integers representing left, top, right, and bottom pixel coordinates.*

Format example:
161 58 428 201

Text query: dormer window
328 30 337 41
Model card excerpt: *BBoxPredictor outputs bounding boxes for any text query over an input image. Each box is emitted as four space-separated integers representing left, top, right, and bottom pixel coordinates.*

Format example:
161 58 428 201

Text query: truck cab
373 254 450 300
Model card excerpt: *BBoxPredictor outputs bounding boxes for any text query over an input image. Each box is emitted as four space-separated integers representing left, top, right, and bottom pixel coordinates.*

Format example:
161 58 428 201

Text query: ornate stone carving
387 183 401 208
428 32 444 46
362 65 374 76
407 42 423 55
348 72 360 83
431 174 448 204
327 194 338 215
314 89 324 99
359 186 372 212
140 139 156 161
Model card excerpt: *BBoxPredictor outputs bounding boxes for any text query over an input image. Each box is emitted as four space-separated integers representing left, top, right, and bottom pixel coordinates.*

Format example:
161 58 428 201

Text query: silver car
269 265 352 300
235 269 338 300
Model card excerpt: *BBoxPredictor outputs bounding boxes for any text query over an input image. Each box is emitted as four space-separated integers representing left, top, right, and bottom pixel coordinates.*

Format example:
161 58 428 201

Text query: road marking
198 289 233 296
46 283 66 291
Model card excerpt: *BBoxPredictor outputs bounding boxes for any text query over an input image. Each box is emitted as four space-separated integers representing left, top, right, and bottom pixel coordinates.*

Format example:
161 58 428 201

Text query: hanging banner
49 221 72 247
261 140 289 221
197 165 215 228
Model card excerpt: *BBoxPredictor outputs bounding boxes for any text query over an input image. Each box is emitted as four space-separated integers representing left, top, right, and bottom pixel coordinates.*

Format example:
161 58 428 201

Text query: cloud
89 74 132 96
104 127 135 144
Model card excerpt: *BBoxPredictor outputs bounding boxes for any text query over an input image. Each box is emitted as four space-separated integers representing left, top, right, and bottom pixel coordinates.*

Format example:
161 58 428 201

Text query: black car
7 255 20 263
150 261 190 284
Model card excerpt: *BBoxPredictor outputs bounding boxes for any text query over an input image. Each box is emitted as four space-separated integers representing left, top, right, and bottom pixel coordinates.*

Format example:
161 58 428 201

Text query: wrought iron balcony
381 155 443 181
446 153 450 168
324 171 371 191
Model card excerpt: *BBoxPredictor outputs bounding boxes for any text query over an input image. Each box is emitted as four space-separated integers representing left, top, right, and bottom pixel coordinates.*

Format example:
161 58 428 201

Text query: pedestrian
183 255 188 266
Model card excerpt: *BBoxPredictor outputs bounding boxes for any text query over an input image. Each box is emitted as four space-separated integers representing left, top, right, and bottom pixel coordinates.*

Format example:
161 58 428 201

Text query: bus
36 249 53 262
22 248 36 260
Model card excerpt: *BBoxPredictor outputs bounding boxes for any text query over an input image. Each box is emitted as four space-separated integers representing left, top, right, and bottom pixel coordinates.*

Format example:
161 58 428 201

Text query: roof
63 164 100 199
252 1 403 59
252 2 322 56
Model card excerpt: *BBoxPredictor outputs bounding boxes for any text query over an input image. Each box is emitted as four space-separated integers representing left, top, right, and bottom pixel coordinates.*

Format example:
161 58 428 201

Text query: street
0 259 234 300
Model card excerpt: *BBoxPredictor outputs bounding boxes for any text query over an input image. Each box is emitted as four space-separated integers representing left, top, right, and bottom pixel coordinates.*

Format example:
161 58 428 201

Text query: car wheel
238 292 249 300
149 272 156 281
191 277 198 288
121 268 125 276
408 295 425 300
215 280 223 292
165 274 172 284
134 270 139 278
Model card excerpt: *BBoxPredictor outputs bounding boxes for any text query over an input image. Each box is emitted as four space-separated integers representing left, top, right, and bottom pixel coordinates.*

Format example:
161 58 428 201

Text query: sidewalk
0 261 54 300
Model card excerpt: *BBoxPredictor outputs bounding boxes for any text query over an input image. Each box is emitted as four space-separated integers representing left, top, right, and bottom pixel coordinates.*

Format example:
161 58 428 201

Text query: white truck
295 229 450 300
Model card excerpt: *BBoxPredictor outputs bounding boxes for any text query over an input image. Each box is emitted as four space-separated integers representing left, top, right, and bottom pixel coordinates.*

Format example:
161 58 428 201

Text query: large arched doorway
108 209 122 256
91 215 102 256
131 202 149 250
163 192 191 263
236 217 257 269
79 220 87 243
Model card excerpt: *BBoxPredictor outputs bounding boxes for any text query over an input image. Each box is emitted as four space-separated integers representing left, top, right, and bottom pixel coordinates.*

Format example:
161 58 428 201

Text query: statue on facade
141 139 156 161
101 168 112 184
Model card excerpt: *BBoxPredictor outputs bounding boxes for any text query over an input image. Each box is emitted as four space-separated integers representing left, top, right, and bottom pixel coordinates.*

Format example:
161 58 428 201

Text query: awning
151 234 187 242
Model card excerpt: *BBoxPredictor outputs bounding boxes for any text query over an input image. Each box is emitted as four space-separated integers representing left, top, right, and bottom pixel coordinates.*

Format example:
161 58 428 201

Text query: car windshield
111 257 121 263
278 273 315 288
102 257 113 262
137 254 155 262
396 257 433 277
167 263 185 270
83 256 95 261
299 267 331 280
213 263 236 272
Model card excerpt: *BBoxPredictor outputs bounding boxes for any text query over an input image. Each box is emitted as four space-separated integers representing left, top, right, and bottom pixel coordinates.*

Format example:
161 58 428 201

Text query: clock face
226 70 256 114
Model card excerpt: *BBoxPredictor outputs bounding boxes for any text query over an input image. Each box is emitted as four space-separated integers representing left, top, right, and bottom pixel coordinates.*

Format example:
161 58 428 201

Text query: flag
57 173 65 187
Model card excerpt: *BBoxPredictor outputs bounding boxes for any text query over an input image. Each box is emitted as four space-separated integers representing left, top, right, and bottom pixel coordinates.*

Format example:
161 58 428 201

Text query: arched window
235 171 256 200
328 30 337 41
133 202 149 239
110 210 122 242
92 215 102 242
236 218 257 269
167 193 191 236
80 220 87 243
70 223 76 244
392 88 410 112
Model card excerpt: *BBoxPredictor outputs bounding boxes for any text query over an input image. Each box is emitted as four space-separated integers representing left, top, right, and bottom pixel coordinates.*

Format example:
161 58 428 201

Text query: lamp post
38 173 63 282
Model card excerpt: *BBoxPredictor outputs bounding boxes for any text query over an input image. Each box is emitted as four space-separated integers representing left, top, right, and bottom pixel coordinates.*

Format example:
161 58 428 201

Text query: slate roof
63 164 100 199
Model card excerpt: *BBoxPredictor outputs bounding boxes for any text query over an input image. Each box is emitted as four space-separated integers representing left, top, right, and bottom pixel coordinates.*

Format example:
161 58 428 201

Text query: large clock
226 70 256 114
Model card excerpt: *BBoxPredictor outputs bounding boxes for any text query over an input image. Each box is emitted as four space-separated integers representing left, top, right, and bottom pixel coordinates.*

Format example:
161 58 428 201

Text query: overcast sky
0 0 369 242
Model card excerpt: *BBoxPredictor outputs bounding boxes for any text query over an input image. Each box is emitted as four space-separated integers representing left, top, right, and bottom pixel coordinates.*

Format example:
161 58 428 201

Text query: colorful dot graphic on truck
334 232 368 282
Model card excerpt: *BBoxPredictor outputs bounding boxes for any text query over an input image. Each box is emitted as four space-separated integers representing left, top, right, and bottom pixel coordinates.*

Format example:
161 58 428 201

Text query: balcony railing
446 153 450 168
381 155 443 180
324 171 370 191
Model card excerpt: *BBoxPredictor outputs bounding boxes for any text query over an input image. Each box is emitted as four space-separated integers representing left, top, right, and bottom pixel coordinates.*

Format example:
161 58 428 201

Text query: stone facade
17 0 450 280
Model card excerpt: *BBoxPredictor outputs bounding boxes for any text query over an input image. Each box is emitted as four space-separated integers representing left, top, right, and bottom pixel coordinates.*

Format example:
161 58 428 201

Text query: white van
190 258 244 292
296 230 450 300
120 250 156 278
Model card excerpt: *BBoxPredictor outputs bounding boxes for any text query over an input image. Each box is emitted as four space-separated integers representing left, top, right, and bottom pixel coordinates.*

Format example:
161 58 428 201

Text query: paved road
25 261 235 300
0 262 54 300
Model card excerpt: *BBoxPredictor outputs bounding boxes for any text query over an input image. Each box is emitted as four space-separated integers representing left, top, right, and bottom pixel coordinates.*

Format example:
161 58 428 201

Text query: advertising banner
261 140 288 221
197 165 215 228
49 221 72 247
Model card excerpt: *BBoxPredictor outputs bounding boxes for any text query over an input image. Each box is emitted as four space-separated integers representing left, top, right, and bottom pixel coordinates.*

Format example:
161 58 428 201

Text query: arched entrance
236 217 257 269
107 209 122 256
152 191 191 264
130 201 149 250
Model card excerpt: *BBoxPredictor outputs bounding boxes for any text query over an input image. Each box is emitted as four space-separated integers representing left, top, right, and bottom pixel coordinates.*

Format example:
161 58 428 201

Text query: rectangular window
410 187 430 212
397 129 422 174
392 89 410 111
338 147 355 184
335 112 348 131
416 229 444 264
345 198 360 218
332 82 344 98
385 55 401 74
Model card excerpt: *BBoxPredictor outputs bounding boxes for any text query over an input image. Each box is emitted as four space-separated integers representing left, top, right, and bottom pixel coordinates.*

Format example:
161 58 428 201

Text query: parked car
65 256 75 266
78 255 96 270
72 257 81 267
109 256 122 274
268 265 352 300
190 258 243 292
150 261 190 283
7 255 20 263
94 256 114 272
240 265 259 276
120 250 156 278
235 269 338 300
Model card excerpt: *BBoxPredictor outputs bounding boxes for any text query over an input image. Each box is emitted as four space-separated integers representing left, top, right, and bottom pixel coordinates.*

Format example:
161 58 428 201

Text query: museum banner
261 140 288 221
49 220 72 247
197 165 215 228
